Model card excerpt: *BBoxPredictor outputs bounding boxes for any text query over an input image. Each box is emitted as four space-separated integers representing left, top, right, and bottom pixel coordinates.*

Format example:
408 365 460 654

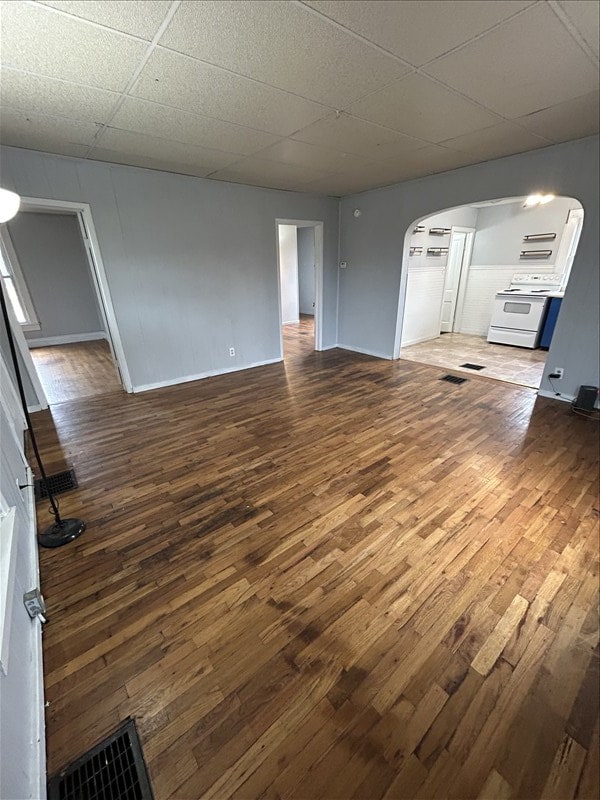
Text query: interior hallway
401 332 548 389
283 313 315 359
29 339 122 404
33 334 598 799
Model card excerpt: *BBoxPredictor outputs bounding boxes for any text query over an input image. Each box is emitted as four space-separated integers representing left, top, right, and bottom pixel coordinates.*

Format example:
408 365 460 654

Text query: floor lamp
0 188 86 547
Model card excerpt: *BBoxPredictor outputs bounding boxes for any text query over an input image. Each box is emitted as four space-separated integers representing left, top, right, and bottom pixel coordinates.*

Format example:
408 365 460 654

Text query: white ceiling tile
88 147 215 177
0 106 101 145
305 1 534 66
38 1 172 40
347 73 499 142
299 173 378 196
291 112 425 159
132 48 329 136
252 138 370 172
159 0 410 107
0 1 148 91
558 0 600 58
379 144 480 178
515 91 600 143
110 97 281 154
92 127 240 171
424 4 599 118
209 156 329 190
440 122 550 160
0 68 120 123
1 136 90 159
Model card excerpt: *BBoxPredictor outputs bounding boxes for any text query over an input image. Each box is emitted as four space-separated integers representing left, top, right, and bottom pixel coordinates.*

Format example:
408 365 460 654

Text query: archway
394 194 583 390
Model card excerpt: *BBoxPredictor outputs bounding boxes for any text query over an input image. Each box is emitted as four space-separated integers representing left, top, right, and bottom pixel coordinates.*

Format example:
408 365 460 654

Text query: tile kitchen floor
400 332 547 388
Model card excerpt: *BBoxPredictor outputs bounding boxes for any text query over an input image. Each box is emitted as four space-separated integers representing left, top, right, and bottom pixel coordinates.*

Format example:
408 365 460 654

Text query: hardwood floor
32 324 599 799
29 339 122 404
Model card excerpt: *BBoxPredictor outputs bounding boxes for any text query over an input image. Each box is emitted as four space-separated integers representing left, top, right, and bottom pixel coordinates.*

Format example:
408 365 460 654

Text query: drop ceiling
0 0 598 196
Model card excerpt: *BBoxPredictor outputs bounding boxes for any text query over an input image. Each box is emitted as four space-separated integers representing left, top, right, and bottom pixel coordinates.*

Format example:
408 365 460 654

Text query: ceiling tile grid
0 0 598 195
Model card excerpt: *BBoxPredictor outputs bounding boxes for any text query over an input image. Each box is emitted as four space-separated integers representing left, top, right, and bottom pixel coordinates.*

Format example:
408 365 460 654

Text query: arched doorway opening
395 195 583 389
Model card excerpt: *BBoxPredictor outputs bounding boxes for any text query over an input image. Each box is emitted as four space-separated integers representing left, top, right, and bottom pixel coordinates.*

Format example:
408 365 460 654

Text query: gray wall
471 196 579 267
339 135 599 399
297 226 315 315
0 146 340 391
7 212 104 343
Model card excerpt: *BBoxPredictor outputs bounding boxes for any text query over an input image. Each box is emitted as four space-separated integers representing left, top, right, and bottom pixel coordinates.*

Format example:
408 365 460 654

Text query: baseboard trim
27 331 106 348
318 344 338 351
337 343 392 360
27 404 45 414
133 357 283 394
537 389 575 404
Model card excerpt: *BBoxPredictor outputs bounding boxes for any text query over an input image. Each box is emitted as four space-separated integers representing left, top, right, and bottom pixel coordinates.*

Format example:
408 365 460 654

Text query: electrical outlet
229 347 235 357
554 368 564 379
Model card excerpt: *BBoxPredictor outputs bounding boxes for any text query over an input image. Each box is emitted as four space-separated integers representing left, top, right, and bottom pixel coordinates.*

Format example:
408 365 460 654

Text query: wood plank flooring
29 339 122 404
32 322 599 799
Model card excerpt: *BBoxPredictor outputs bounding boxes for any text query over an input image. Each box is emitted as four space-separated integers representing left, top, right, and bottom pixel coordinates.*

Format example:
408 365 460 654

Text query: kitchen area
399 194 583 389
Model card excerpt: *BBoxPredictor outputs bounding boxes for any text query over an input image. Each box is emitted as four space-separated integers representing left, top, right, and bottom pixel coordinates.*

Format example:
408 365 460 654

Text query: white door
440 228 473 332
0 351 46 799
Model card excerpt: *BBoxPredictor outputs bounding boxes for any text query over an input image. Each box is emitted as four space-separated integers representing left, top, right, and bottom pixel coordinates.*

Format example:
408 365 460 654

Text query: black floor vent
48 718 153 800
440 374 468 385
34 469 77 501
460 363 486 371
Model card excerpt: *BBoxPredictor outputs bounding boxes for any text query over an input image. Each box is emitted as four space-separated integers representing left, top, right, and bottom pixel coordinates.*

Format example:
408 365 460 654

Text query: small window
0 234 40 331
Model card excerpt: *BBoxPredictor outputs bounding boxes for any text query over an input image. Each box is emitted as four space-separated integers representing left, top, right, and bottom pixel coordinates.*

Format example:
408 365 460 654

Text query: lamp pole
1 188 86 547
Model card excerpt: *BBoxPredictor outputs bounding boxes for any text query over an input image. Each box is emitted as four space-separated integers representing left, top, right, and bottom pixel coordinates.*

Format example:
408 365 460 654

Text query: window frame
0 228 40 332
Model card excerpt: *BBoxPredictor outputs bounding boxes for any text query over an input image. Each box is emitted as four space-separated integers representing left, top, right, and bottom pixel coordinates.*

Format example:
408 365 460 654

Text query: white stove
487 273 564 348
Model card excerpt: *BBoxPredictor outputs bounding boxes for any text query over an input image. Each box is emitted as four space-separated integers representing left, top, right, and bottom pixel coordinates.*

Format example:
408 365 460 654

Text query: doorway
275 219 324 359
396 196 583 390
0 197 131 408
440 227 475 333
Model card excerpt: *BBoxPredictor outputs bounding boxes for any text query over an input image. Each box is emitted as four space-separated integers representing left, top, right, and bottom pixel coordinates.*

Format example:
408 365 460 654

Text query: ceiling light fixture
0 188 20 223
525 193 555 207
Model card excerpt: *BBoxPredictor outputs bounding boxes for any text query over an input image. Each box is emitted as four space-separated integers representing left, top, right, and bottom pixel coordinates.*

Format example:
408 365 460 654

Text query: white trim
0 281 48 411
27 331 106 348
537 389 575 403
275 219 325 355
133 357 282 394
448 226 476 333
337 343 392 360
0 228 40 329
320 344 338 351
400 334 439 347
26 404 44 414
25 466 46 800
18 197 132 393
0 350 26 433
0 505 17 676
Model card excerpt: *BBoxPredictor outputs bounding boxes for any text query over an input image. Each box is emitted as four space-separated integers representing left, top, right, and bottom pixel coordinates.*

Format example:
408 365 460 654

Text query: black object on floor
440 374 468 385
47 718 154 800
460 363 485 371
34 468 77 501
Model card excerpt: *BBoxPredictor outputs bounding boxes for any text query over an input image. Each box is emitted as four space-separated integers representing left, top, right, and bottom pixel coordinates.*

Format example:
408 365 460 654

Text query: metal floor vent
34 469 77 501
460 363 486 371
440 374 468 385
48 718 153 800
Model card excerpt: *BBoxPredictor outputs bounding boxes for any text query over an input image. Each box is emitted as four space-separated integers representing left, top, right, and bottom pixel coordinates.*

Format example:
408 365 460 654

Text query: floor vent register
34 468 78 501
48 718 154 800
459 363 486 371
440 374 468 385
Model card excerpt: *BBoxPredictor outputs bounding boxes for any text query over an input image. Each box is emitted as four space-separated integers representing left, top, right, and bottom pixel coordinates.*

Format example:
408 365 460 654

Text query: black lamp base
38 518 86 548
